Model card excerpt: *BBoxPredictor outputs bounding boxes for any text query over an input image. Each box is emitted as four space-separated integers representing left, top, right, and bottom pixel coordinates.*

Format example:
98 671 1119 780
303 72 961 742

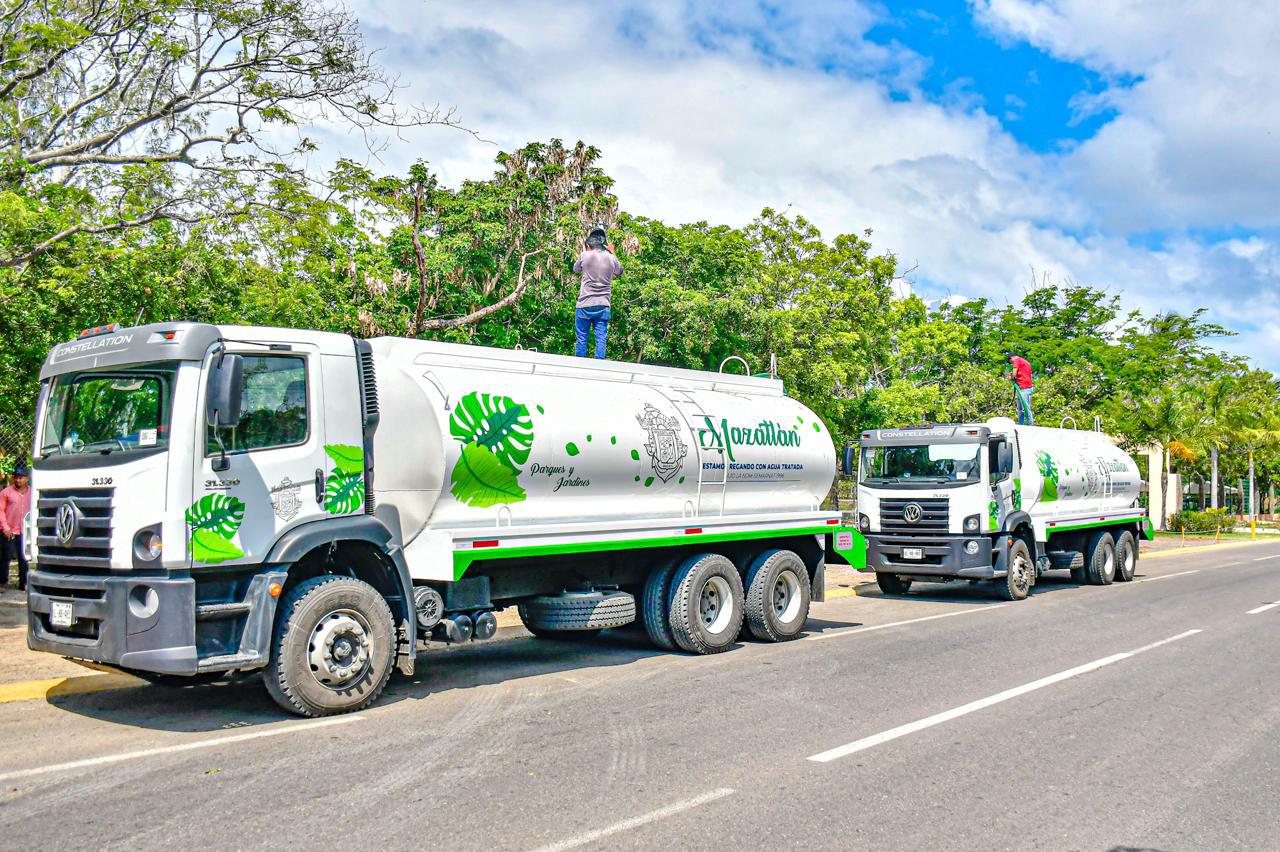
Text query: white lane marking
1246 602 1280 615
804 605 1008 642
1253 554 1280 561
1219 562 1244 567
530 788 735 852
808 629 1203 763
0 716 363 783
1136 570 1200 583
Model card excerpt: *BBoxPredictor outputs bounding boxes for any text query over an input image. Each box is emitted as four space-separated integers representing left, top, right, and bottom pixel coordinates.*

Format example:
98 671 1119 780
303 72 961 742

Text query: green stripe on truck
1045 517 1150 538
452 524 867 579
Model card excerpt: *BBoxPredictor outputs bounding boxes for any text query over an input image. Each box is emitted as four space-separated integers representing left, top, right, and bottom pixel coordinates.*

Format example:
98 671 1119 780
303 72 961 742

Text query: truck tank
368 339 836 548
1010 420 1142 515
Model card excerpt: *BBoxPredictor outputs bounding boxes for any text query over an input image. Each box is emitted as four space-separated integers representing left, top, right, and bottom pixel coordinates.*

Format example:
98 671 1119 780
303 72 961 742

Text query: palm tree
1127 387 1193 530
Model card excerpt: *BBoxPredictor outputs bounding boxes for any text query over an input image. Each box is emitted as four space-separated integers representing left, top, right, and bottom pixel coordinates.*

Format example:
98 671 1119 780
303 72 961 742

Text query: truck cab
853 417 1151 601
854 421 1030 598
26 322 416 708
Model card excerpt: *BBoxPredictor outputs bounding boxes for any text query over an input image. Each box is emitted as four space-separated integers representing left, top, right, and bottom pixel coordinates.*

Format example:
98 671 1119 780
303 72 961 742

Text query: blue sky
341 0 1280 368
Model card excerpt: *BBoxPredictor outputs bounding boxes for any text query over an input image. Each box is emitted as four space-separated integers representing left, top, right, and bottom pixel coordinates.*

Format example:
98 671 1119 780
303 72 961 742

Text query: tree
0 0 461 270
1126 387 1194 529
332 140 616 338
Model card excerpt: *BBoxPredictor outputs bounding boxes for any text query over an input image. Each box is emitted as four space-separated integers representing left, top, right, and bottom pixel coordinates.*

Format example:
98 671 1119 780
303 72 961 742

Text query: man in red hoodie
1006 352 1034 426
1 463 31 591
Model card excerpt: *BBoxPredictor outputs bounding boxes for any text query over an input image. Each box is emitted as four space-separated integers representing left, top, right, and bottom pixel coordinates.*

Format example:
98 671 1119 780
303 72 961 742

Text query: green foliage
323 444 365 514
450 442 527 508
1167 509 1237 534
185 494 246 539
449 393 534 470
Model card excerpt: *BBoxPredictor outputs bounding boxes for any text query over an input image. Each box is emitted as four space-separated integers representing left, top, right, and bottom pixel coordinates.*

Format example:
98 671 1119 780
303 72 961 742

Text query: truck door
988 434 1019 529
190 345 327 567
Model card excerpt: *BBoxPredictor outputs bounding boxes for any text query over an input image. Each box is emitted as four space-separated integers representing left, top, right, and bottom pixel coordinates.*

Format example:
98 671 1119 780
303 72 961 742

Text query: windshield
860 443 982 484
40 363 178 457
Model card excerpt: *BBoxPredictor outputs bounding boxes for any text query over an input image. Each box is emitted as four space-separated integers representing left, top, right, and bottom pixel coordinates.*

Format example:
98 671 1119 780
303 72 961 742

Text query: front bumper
862 534 997 578
27 569 199 674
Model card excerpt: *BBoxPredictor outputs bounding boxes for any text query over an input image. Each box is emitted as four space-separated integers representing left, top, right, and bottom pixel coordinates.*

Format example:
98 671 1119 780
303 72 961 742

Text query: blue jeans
575 306 610 359
1014 385 1034 426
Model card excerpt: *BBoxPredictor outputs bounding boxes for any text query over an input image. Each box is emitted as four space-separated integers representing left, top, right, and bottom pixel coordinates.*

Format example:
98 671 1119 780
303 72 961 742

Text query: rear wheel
263 576 396 717
1114 531 1138 582
876 573 912 595
667 554 744 654
744 550 811 642
641 560 679 650
996 539 1033 601
1085 531 1116 585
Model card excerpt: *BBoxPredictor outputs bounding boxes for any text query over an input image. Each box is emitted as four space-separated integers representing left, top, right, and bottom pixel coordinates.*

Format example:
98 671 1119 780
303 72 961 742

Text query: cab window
208 355 308 454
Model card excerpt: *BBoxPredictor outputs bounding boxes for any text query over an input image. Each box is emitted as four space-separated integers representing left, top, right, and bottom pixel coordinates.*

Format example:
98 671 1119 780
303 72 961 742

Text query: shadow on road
41 621 804 732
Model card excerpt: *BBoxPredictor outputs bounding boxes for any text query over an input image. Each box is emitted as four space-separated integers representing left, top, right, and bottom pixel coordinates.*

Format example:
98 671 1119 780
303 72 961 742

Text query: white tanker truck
25 323 862 715
851 418 1153 601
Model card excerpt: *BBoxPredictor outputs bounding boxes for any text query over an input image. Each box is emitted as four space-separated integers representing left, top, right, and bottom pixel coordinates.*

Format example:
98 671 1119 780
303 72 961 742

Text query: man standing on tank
1007 352 1035 426
572 227 621 359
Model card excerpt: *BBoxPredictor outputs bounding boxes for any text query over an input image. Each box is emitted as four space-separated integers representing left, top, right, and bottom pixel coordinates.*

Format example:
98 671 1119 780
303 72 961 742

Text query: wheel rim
1122 546 1135 575
772 570 802 623
699 575 735 636
1011 552 1031 593
1103 547 1115 579
307 609 372 690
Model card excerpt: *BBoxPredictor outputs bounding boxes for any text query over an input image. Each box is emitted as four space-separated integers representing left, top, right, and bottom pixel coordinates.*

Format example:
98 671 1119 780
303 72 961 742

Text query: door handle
315 468 325 505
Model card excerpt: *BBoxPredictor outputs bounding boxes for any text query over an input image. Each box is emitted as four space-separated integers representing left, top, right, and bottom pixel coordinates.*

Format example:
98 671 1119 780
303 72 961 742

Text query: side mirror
996 443 1014 476
842 446 855 476
206 353 244 428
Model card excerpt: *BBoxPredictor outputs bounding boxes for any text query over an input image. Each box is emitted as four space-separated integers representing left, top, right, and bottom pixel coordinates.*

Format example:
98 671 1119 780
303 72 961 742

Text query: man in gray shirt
572 227 622 358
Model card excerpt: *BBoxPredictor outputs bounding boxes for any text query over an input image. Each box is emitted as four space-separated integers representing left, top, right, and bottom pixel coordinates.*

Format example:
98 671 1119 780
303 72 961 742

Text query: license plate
50 600 74 628
901 547 924 560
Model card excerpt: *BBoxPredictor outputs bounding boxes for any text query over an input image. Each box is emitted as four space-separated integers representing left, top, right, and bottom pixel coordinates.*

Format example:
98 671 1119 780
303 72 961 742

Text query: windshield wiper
80 440 122 454
39 443 61 458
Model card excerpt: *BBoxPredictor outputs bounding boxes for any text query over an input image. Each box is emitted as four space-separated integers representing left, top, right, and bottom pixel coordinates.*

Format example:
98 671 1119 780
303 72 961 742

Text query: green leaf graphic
325 469 365 514
1037 451 1059 502
988 500 999 531
192 529 244 564
449 392 534 470
185 494 246 537
450 442 527 508
324 444 365 476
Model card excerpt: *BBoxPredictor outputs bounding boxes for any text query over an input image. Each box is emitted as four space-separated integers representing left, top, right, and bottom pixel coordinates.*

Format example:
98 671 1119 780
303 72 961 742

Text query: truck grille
35 487 114 573
879 498 949 533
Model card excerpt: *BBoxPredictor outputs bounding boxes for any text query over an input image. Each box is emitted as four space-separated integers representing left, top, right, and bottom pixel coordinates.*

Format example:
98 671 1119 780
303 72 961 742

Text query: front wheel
263 576 396 717
996 539 1033 601
876 573 912 595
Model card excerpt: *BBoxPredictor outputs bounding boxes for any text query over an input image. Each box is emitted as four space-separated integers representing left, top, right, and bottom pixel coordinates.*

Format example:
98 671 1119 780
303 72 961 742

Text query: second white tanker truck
25 323 863 716
851 418 1153 601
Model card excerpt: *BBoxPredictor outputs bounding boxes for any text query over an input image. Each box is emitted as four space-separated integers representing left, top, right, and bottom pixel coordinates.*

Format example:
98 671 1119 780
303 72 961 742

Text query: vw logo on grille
55 501 79 544
902 503 923 524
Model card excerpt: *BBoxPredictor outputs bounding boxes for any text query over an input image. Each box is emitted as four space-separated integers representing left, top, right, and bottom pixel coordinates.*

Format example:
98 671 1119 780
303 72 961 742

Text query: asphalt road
1 543 1277 851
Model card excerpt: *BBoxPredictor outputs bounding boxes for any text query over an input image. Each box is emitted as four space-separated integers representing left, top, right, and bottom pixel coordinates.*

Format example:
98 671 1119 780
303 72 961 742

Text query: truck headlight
133 529 163 562
965 540 980 555
858 513 871 532
963 514 980 532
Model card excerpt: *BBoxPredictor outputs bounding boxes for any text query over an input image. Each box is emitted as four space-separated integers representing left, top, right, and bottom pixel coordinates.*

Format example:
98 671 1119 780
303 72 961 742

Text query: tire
263 576 396 717
518 590 635 635
667 554 744 655
876 573 912 595
744 549 812 642
1047 550 1084 571
1084 531 1116 585
996 539 1033 601
641 560 680 650
1114 531 1138 582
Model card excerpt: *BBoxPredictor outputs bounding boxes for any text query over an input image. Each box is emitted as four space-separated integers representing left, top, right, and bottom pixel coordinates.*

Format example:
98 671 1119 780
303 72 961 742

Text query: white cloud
335 0 1278 369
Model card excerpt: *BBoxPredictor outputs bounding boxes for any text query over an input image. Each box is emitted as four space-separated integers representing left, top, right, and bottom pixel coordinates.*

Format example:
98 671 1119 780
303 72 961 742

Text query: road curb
0 672 144 705
1142 539 1275 559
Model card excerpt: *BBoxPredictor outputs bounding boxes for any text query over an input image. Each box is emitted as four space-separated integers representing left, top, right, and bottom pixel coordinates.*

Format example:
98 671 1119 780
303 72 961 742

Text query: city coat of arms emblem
636 404 688 483
270 477 303 522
